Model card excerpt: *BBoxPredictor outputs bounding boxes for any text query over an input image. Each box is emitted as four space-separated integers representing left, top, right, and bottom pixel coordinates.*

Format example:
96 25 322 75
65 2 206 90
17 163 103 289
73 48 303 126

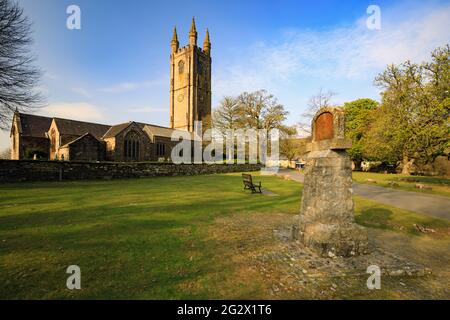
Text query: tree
0 0 42 129
343 98 379 170
365 45 450 174
212 90 295 162
212 96 240 134
298 88 336 135
236 89 292 133
280 137 306 162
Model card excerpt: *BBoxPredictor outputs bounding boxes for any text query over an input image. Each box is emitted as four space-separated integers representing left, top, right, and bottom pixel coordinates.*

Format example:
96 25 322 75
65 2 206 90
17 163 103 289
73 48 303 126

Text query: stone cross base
297 149 369 257
301 222 369 257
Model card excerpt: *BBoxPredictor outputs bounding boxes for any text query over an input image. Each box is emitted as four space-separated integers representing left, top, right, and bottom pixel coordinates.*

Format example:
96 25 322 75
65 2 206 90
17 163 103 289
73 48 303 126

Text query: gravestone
296 107 369 257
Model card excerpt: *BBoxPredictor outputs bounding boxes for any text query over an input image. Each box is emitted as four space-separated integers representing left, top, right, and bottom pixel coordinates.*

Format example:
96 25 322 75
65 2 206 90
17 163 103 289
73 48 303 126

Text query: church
10 18 212 162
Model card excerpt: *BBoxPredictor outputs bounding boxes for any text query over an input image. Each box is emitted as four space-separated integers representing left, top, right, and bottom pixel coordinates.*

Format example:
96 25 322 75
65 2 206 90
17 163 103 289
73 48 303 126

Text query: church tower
170 18 212 132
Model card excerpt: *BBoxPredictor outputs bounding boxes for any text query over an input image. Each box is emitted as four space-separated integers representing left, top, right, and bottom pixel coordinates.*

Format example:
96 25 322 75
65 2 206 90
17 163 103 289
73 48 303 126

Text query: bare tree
212 96 240 134
298 88 336 135
0 0 42 129
236 89 292 133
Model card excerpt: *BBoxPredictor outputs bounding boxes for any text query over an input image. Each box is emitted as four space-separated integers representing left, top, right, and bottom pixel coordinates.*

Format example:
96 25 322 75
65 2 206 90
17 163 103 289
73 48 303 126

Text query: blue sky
1 0 449 149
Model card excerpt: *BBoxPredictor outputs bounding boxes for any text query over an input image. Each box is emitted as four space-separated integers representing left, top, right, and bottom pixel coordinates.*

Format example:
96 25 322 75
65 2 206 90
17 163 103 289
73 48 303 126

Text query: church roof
143 124 195 140
13 112 195 142
143 124 178 139
17 113 53 138
102 121 195 141
53 118 111 139
60 132 102 148
102 122 135 139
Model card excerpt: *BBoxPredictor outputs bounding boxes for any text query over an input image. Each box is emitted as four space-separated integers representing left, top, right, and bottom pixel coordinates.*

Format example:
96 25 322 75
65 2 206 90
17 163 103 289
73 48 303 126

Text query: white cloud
127 107 167 113
213 3 450 98
70 87 92 98
99 77 167 94
42 102 106 122
44 72 60 80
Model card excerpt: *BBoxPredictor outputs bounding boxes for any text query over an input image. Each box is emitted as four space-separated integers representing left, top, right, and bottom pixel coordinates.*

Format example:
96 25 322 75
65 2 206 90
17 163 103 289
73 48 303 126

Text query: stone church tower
170 18 211 132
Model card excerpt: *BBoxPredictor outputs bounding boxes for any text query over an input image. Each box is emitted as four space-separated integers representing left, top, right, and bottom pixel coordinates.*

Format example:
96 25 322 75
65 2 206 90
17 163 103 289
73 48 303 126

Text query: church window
12 126 16 151
178 60 185 74
124 131 140 161
156 143 165 157
51 129 56 153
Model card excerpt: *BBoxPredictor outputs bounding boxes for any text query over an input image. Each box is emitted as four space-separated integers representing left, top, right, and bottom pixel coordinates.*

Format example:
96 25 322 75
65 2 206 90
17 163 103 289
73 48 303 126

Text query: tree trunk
401 156 414 175
352 160 362 171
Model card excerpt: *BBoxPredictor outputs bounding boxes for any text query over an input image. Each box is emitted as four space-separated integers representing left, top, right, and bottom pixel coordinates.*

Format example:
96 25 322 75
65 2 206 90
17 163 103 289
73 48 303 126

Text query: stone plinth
296 107 368 257
298 149 368 256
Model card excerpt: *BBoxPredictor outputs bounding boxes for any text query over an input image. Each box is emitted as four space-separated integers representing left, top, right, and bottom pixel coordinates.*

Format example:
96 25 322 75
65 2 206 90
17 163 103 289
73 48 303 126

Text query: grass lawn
352 172 450 197
0 173 449 299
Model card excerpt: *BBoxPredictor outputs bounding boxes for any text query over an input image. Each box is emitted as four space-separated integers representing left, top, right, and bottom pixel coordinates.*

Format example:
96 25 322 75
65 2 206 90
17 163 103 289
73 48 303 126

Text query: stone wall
0 160 261 183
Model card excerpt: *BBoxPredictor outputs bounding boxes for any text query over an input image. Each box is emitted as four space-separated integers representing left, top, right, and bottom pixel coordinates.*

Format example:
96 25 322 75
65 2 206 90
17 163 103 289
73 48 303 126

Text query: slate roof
60 133 101 148
17 113 53 138
143 124 195 140
103 122 194 140
102 122 134 139
14 112 195 142
53 118 111 139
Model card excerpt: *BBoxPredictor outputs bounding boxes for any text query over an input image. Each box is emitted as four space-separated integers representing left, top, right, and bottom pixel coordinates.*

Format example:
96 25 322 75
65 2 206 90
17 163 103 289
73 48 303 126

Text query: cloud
127 107 167 113
213 3 450 98
44 72 60 80
99 77 167 94
42 102 106 122
70 87 92 98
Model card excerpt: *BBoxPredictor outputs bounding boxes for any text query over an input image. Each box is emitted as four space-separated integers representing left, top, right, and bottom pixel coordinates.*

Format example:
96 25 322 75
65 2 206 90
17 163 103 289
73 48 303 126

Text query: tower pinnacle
203 28 211 55
171 27 179 53
189 17 197 46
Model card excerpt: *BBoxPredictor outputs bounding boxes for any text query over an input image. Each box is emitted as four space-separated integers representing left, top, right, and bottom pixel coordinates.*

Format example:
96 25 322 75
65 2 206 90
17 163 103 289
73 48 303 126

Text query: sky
1 0 449 149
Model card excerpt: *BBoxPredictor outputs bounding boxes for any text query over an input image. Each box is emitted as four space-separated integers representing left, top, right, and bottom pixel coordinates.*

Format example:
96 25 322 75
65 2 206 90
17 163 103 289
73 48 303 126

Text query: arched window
156 143 165 157
50 129 56 153
11 126 16 151
123 131 140 161
178 60 185 74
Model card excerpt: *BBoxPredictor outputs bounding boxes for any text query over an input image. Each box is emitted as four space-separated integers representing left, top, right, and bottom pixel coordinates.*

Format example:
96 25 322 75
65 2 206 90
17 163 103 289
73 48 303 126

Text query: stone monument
296 107 369 257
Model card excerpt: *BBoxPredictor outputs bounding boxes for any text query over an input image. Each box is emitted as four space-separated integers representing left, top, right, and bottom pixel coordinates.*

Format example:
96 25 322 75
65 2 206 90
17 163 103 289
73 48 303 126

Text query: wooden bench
242 173 262 193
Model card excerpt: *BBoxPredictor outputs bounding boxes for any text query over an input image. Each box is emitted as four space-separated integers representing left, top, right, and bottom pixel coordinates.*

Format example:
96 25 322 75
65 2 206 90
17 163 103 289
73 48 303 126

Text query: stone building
170 17 211 131
10 18 211 162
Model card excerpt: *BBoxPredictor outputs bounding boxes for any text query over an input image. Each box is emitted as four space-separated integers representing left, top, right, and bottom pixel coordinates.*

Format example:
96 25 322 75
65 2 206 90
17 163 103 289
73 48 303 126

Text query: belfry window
124 131 140 161
178 60 184 74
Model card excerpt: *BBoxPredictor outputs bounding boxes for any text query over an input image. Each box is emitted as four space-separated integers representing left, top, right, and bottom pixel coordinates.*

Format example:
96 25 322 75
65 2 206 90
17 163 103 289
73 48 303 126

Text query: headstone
296 107 369 257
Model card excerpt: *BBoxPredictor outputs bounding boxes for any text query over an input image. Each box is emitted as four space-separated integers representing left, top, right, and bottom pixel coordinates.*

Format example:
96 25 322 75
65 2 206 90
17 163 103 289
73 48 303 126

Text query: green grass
0 173 301 299
355 196 450 236
0 173 448 299
352 172 450 197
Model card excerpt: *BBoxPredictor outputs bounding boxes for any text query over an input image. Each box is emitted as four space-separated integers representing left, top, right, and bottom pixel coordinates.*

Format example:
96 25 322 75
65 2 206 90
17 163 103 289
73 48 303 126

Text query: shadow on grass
356 207 393 231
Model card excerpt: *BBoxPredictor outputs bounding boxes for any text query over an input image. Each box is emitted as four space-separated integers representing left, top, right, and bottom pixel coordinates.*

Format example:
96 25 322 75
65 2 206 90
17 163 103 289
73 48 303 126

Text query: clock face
177 94 184 102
